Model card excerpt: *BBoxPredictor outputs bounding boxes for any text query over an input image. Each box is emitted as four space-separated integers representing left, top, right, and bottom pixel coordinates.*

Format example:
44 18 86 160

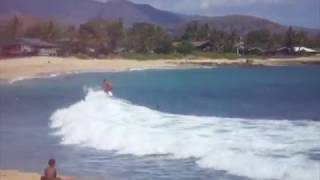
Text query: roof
248 47 264 52
276 47 291 51
293 46 316 53
17 38 56 48
56 37 79 43
191 40 212 47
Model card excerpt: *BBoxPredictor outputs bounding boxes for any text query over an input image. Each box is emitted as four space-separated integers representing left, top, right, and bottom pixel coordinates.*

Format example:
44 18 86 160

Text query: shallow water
1 66 320 180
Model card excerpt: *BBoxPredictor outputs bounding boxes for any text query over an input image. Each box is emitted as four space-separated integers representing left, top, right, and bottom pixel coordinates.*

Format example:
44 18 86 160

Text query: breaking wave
50 89 320 180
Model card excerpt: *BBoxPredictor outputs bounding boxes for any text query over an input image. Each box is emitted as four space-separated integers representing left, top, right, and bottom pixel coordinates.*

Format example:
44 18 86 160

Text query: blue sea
0 66 320 180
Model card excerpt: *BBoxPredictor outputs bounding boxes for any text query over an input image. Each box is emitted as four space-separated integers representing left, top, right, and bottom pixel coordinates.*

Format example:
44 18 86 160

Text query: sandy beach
0 170 74 180
0 170 41 180
0 56 320 82
0 57 175 81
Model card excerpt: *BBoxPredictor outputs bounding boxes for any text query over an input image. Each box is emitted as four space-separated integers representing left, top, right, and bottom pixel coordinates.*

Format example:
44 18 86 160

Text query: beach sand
0 57 175 81
0 170 74 180
0 170 40 180
0 56 320 81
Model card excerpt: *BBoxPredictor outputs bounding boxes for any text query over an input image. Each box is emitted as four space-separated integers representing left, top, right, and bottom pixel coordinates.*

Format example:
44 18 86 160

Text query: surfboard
107 91 113 97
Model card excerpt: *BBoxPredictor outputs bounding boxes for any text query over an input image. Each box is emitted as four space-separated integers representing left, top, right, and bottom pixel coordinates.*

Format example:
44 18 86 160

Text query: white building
293 46 316 53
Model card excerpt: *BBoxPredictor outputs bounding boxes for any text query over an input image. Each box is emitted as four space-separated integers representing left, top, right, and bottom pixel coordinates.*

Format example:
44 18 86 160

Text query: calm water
0 66 320 180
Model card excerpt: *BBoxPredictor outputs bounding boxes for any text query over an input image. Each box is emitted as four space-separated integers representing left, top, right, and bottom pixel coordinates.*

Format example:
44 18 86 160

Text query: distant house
18 38 58 56
293 46 317 54
1 44 26 57
246 47 265 55
234 41 245 55
191 40 214 51
274 46 317 56
114 47 127 54
275 47 292 55
262 48 278 56
56 37 80 56
1 38 58 57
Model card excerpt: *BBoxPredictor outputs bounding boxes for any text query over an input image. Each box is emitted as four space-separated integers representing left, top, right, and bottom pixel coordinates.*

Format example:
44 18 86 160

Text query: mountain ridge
0 0 319 36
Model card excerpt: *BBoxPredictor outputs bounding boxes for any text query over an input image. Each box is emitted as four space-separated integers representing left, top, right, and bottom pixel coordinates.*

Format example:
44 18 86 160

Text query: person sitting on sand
41 158 60 180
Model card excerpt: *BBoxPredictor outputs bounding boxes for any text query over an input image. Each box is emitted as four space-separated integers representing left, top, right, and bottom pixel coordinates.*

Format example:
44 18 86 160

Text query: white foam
9 76 33 84
50 89 320 180
9 73 62 84
8 71 93 84
129 68 147 71
128 66 177 72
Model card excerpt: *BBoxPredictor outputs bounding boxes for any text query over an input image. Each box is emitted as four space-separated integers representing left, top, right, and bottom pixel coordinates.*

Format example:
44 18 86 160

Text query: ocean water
0 66 320 180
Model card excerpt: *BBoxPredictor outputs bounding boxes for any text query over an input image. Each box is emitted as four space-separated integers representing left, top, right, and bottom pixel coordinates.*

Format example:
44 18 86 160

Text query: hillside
0 0 185 26
0 0 319 36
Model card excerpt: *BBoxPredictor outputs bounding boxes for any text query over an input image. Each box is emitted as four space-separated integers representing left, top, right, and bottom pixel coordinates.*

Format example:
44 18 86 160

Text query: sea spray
50 89 320 180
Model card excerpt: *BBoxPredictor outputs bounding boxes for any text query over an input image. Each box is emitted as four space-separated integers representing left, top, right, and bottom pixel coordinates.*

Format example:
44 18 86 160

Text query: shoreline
1 56 319 83
0 57 177 83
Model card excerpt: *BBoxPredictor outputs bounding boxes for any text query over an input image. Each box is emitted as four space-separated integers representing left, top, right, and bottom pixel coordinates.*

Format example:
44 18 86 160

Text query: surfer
103 80 113 96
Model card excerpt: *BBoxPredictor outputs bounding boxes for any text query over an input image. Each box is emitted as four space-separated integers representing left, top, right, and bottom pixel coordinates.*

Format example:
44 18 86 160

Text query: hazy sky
101 0 320 29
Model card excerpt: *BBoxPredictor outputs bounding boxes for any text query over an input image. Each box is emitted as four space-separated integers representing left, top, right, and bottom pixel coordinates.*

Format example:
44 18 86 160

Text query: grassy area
241 54 267 59
121 52 184 60
74 53 92 59
121 52 240 60
192 51 239 59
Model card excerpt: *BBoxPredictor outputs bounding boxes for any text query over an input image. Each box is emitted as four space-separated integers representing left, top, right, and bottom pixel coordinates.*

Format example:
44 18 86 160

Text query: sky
103 0 320 29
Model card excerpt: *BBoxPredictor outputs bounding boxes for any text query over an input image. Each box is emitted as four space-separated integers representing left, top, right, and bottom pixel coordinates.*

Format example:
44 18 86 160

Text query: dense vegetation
1 16 319 59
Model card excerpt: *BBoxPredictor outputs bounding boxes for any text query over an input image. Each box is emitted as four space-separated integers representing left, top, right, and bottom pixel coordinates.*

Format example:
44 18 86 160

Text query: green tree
245 29 272 48
154 36 173 54
284 26 296 49
295 31 308 47
209 29 226 52
5 16 23 41
181 21 210 41
269 33 284 48
78 18 121 55
176 41 194 55
126 23 167 53
208 29 240 52
12 16 22 40
305 34 320 48
181 21 200 41
127 23 152 53
24 21 63 42
224 31 239 52
59 25 78 55
106 19 124 53
197 23 210 40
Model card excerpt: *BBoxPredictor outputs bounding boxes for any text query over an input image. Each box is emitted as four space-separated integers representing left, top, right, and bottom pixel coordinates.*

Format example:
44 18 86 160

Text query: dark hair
48 158 56 166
